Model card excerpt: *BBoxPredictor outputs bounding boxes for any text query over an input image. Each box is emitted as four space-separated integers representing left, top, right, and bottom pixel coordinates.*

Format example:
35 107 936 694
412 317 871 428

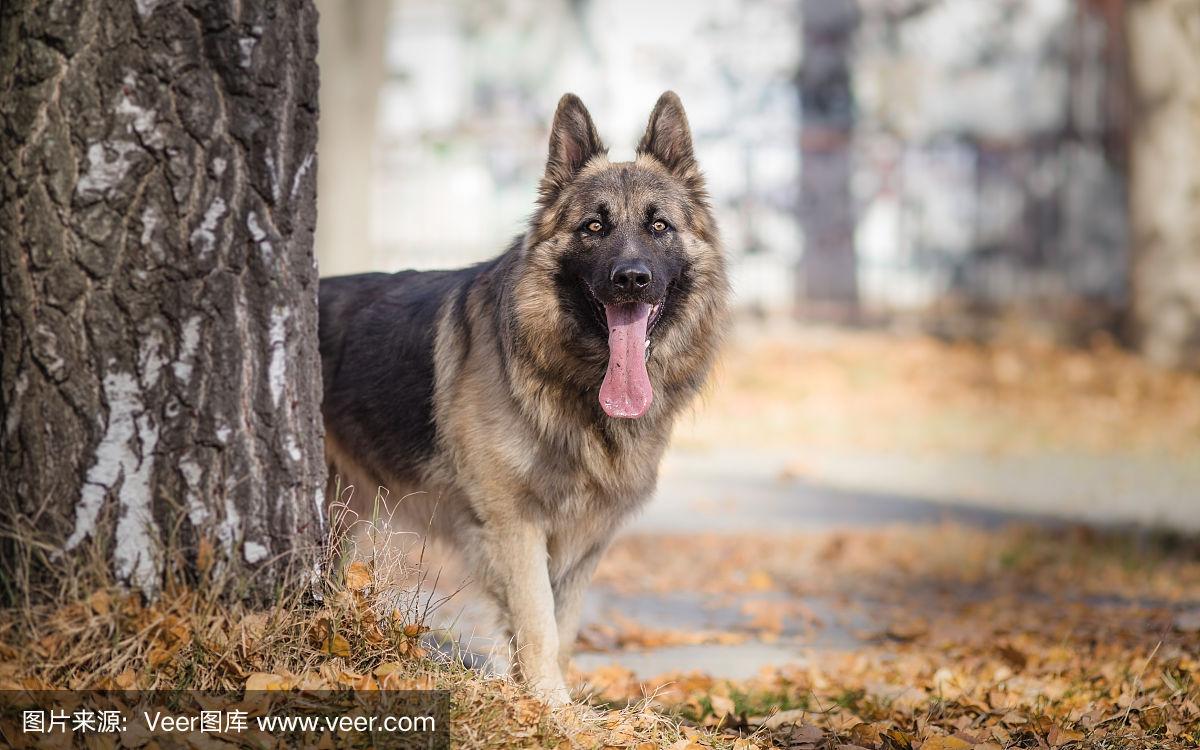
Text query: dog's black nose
611 260 652 292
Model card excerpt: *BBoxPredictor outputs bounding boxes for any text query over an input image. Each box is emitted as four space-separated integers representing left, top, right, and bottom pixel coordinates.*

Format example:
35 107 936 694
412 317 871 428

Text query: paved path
637 445 1200 534
574 443 1200 679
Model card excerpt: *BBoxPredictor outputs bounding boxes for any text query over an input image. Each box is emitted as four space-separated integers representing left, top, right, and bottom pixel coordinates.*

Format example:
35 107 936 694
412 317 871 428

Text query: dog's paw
528 676 572 707
540 684 572 708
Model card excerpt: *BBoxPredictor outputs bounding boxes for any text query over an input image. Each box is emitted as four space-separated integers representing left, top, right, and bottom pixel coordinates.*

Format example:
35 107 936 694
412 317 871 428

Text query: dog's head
514 92 728 421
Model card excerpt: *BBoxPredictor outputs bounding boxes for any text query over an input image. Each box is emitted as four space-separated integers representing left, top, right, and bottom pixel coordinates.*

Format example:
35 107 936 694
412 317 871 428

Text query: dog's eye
584 221 603 234
651 220 670 234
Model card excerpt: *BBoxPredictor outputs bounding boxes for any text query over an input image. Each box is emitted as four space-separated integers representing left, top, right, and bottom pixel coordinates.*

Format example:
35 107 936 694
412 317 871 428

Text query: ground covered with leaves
0 555 708 749
579 523 1200 749
2 328 1199 748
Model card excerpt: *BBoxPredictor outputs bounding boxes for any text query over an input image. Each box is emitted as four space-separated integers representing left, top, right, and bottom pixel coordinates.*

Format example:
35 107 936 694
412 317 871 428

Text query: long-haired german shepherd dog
318 92 728 703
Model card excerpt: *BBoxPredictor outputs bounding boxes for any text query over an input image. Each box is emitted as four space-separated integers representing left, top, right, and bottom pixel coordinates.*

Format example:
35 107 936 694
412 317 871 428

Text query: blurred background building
314 0 1199 366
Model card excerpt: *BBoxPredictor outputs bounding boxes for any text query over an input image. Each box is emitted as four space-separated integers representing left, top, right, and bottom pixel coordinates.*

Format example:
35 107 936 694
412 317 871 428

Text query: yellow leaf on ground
245 672 289 691
325 633 351 658
402 623 424 637
89 590 112 616
922 736 971 750
373 661 404 678
709 692 736 720
146 646 174 669
345 561 371 591
1048 726 1085 747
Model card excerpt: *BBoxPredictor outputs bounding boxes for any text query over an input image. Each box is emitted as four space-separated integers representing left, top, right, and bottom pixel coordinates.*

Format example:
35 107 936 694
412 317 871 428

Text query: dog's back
319 262 494 487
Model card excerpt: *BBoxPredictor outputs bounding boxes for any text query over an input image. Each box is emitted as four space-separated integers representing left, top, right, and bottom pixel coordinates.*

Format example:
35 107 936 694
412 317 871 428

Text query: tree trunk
0 0 325 601
314 0 389 277
799 0 861 319
1127 0 1200 369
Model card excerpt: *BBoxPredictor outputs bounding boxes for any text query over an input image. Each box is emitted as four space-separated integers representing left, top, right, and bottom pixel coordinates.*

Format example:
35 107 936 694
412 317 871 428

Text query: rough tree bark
1127 0 1200 369
799 0 861 318
0 0 325 600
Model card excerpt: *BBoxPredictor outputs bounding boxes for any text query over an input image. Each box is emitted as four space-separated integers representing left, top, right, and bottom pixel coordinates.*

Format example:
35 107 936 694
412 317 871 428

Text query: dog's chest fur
320 257 679 564
431 273 674 532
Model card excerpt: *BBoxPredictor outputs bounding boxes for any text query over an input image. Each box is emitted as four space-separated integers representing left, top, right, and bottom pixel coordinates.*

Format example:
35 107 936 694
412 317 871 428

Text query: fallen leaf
89 590 112 616
1047 725 1085 747
881 729 913 750
755 707 807 729
922 736 971 750
245 672 290 691
710 692 736 719
344 561 372 591
328 633 350 657
996 643 1027 671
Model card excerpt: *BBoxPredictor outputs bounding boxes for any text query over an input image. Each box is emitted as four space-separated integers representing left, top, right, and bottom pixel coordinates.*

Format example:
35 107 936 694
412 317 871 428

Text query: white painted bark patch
243 540 269 564
4 371 28 437
290 153 314 200
116 74 163 148
247 212 273 263
114 333 166 595
284 434 302 462
314 487 327 536
112 404 161 595
135 0 163 19
268 306 290 407
238 37 257 69
140 204 164 261
63 370 139 552
33 325 65 377
77 141 140 200
172 316 202 383
63 335 166 596
179 455 208 526
264 152 281 203
218 474 242 556
189 198 227 257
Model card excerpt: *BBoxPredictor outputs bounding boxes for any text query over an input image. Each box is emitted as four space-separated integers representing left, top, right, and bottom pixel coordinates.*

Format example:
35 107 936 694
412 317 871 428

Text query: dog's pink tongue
600 302 653 419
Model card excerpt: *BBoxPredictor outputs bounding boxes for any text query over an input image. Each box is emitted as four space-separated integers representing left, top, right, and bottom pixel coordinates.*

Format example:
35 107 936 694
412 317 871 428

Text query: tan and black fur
319 92 728 703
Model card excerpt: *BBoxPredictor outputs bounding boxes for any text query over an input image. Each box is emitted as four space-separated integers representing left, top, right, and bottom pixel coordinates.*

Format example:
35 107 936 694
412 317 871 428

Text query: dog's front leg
552 543 606 674
481 520 570 705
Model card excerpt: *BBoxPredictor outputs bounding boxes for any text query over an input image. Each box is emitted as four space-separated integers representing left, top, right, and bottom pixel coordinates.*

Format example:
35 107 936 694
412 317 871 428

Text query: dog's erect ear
541 94 606 201
637 91 698 179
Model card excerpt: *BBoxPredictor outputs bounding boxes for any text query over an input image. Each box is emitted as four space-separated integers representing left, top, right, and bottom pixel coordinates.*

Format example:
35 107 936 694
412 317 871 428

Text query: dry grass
0 486 747 749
